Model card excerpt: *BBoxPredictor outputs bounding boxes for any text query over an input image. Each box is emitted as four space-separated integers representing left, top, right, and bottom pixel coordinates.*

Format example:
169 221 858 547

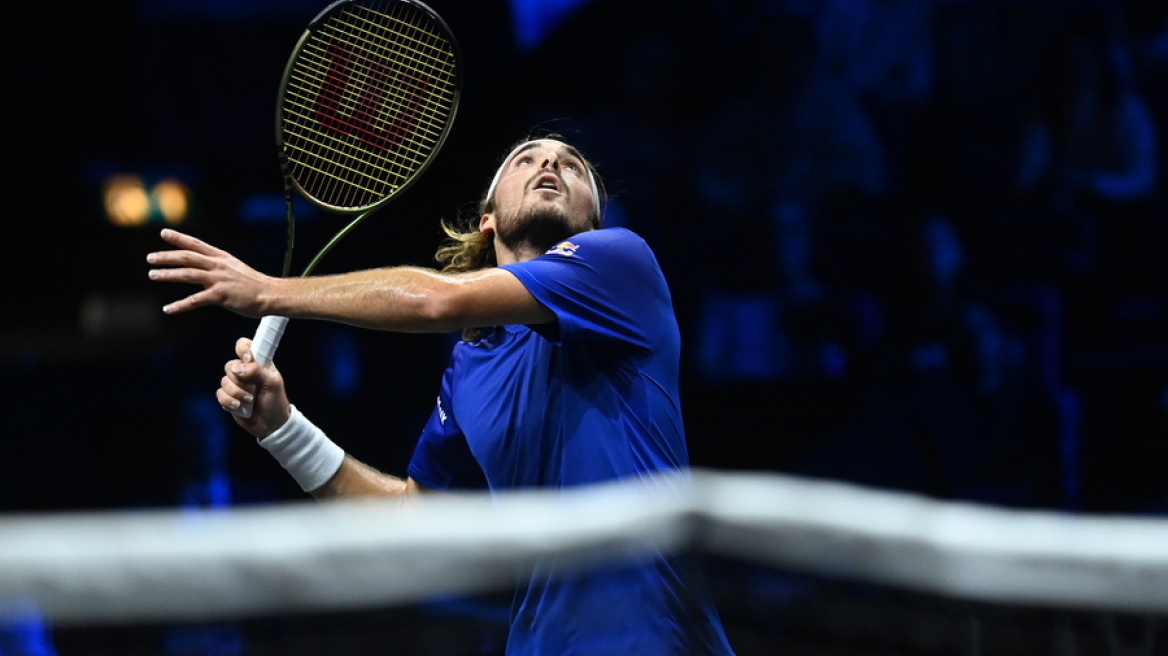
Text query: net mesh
4 471 1167 656
281 0 458 210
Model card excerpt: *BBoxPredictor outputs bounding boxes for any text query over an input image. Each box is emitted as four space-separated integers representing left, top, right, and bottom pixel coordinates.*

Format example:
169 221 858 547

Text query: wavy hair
434 134 602 341
434 133 603 276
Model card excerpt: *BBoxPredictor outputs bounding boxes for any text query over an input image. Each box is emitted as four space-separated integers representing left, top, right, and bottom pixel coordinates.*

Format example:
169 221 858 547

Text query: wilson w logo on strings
314 43 430 153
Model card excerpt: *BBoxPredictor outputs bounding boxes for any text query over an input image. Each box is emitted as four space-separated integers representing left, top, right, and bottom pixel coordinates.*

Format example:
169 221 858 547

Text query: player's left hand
147 229 276 318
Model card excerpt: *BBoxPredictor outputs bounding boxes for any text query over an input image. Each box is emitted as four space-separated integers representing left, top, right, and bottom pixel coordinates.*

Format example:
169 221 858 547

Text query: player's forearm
261 266 462 332
258 405 419 500
259 265 551 333
311 456 415 500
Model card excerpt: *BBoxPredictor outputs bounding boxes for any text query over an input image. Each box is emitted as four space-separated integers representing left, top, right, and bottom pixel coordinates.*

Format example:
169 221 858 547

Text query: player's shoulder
544 228 652 260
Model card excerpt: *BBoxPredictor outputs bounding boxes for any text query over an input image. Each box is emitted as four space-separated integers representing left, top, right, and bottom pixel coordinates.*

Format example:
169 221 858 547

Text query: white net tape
4 470 1168 626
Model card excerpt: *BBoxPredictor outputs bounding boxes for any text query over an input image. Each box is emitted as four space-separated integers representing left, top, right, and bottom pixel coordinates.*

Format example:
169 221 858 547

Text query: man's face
484 140 598 256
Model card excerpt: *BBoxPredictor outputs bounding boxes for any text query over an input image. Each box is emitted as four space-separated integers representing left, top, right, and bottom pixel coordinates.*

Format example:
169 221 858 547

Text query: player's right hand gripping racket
238 0 460 417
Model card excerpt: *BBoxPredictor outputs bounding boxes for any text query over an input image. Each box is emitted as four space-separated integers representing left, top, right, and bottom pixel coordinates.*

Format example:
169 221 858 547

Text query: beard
494 202 585 258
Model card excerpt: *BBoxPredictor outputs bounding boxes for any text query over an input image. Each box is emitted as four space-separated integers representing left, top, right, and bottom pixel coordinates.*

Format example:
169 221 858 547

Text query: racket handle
233 315 289 419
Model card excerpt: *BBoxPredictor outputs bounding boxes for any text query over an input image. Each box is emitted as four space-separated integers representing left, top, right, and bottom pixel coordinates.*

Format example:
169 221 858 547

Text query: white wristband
258 405 345 492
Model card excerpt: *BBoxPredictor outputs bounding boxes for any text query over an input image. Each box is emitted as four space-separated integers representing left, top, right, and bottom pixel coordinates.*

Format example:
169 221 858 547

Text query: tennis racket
238 0 461 418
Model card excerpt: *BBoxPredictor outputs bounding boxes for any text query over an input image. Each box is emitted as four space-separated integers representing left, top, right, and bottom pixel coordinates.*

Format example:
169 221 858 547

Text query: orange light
103 174 150 227
153 177 190 225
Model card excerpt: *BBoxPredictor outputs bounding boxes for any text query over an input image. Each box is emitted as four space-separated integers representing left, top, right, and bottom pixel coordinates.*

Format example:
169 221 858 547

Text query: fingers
147 237 220 314
160 289 220 315
145 248 215 270
225 357 267 384
147 229 268 318
148 266 231 315
146 229 220 273
219 345 289 435
235 337 255 363
146 245 218 298
220 356 265 410
148 267 212 290
218 373 254 412
146 230 225 290
158 228 224 256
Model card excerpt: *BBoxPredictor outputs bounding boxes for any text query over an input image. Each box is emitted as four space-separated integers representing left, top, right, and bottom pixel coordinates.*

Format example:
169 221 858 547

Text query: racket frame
236 0 461 418
276 0 462 228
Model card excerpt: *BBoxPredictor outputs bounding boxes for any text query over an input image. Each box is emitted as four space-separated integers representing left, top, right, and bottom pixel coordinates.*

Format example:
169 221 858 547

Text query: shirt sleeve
500 228 669 351
406 363 487 491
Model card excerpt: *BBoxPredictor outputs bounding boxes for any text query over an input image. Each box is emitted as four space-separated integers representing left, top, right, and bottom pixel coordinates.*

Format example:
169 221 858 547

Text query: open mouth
531 173 563 194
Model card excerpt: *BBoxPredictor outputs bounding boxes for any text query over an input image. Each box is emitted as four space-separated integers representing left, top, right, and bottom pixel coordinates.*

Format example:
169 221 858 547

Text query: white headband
485 140 601 222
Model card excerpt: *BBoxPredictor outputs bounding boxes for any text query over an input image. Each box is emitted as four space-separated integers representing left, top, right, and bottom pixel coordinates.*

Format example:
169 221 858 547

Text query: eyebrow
508 142 587 167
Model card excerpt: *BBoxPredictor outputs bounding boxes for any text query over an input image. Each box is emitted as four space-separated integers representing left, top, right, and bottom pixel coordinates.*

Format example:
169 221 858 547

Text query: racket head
277 0 461 214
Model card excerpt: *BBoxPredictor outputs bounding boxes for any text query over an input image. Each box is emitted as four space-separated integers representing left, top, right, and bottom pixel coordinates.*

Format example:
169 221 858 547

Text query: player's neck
493 239 540 265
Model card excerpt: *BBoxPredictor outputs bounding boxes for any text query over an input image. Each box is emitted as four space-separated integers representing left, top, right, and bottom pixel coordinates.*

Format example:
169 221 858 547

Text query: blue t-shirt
408 228 734 655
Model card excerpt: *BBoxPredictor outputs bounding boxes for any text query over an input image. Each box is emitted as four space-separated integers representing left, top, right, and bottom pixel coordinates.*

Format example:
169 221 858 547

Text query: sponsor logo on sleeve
546 241 579 257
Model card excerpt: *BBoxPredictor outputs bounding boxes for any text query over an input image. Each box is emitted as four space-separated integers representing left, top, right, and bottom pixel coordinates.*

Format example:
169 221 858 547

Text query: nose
540 153 559 171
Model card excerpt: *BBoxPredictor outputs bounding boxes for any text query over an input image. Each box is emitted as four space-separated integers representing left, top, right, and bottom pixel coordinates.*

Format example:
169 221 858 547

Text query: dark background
6 1 1168 653
5 0 1168 524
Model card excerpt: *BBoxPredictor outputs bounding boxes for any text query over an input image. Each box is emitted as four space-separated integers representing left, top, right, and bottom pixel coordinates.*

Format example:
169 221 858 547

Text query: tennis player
148 137 736 655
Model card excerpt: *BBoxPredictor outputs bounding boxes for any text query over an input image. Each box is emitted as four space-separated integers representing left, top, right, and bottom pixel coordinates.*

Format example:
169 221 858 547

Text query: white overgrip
234 315 289 419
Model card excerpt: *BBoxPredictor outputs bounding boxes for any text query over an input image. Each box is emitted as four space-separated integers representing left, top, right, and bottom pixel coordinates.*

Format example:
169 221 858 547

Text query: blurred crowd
531 0 1168 512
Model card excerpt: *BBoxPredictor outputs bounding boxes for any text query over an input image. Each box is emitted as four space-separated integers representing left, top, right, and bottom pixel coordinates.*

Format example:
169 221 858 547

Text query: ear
479 213 496 235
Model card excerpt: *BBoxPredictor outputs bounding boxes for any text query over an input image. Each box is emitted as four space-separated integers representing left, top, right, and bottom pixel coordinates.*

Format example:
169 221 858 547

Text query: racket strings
288 23 450 204
298 7 452 144
309 10 451 150
282 0 457 210
312 4 448 203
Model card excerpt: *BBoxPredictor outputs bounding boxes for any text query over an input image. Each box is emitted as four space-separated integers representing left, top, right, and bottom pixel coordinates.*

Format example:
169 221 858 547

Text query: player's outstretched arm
149 229 553 332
